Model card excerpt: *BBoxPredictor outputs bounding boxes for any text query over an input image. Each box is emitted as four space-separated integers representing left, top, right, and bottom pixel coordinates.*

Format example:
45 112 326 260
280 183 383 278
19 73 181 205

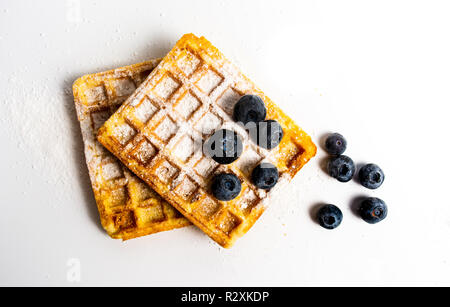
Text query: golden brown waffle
73 60 191 240
97 34 316 247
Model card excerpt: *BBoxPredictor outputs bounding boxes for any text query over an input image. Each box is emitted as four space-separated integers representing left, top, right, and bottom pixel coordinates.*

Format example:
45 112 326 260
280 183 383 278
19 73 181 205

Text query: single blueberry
252 119 284 150
211 173 242 201
317 204 343 229
233 95 267 125
205 129 243 164
327 155 355 182
325 133 347 155
359 197 387 224
359 163 385 189
251 163 279 190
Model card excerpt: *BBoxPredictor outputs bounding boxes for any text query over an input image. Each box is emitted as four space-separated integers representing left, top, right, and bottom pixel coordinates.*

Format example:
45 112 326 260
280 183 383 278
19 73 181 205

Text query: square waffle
97 34 316 247
73 60 191 240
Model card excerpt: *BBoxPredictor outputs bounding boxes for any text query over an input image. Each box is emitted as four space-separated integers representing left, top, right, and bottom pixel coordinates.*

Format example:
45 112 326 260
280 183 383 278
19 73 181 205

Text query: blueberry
205 129 243 164
325 133 347 155
251 163 279 190
359 197 387 224
359 163 385 189
233 95 267 125
252 120 284 150
327 155 355 182
317 204 343 229
211 173 242 201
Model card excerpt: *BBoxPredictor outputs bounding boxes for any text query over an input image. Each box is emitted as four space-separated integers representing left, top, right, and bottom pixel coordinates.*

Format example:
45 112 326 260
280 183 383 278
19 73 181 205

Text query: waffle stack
74 34 316 247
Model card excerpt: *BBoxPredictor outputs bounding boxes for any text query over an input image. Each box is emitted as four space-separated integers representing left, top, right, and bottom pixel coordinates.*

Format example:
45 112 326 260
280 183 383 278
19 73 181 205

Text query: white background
1 0 449 286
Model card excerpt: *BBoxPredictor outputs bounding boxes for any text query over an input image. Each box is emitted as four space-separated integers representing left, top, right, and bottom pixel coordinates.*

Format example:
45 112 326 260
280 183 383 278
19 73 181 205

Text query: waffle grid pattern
98 34 316 247
73 60 191 240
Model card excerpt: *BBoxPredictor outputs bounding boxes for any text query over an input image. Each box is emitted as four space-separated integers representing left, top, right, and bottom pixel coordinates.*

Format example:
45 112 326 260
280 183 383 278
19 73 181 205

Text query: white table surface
1 0 449 286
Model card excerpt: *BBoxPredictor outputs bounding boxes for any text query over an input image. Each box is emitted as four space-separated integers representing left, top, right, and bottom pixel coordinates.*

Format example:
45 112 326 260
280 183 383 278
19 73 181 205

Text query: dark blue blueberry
252 120 284 150
205 129 243 164
325 133 347 155
211 173 242 201
251 163 279 190
233 95 267 125
317 204 343 229
359 197 387 224
359 163 385 189
327 155 355 182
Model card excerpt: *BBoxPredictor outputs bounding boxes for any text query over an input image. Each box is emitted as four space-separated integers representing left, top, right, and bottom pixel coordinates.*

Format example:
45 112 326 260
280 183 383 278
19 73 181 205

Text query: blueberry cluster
317 133 387 229
210 95 283 201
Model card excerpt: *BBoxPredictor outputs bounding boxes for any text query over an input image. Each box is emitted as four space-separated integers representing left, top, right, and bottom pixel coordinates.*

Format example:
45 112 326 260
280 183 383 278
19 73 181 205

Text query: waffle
97 34 316 247
73 60 191 240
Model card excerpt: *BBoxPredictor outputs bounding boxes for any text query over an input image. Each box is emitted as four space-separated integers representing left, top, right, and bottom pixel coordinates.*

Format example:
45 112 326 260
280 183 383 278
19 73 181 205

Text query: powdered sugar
133 97 158 123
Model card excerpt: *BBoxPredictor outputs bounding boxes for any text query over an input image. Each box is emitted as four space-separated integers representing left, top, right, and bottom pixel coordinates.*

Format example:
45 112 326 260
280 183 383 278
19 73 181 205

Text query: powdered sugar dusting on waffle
133 97 158 123
102 161 123 180
114 123 136 145
154 75 180 99
177 50 201 76
131 139 157 165
196 69 223 94
217 87 241 115
113 78 136 97
85 85 107 104
153 116 178 141
174 91 201 119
